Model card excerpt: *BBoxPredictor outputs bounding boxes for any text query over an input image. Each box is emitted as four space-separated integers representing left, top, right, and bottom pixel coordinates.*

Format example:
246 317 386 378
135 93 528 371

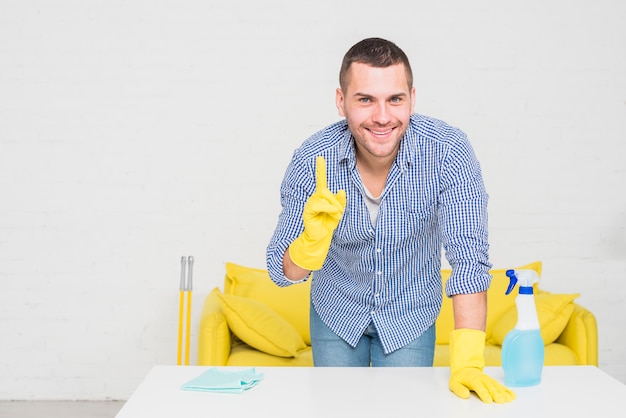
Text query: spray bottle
501 269 545 387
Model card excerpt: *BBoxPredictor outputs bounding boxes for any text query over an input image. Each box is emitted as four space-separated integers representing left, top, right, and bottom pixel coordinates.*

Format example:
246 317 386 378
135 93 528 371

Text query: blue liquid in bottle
501 329 544 387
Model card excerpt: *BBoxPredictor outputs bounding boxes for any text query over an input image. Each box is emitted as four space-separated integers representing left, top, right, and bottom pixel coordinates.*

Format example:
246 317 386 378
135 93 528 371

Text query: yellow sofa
198 261 598 367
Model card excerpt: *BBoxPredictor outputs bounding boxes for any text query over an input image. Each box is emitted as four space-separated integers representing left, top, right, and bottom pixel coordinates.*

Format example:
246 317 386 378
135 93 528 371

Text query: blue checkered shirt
266 114 492 354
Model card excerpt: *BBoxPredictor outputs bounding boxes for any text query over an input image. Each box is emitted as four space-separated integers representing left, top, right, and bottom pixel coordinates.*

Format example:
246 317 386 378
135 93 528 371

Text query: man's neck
355 150 396 199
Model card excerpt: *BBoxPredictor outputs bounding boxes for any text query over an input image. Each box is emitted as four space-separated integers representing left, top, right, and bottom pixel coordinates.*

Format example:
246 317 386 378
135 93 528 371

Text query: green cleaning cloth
181 368 264 394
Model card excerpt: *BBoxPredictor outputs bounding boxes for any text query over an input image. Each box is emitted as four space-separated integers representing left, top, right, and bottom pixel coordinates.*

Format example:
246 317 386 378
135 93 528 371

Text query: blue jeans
310 302 436 367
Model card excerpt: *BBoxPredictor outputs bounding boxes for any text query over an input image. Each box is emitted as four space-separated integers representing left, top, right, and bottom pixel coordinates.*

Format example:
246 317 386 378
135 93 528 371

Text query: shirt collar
338 123 356 169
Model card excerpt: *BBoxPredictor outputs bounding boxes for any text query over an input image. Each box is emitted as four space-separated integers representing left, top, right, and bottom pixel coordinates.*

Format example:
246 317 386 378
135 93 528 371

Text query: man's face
336 62 415 163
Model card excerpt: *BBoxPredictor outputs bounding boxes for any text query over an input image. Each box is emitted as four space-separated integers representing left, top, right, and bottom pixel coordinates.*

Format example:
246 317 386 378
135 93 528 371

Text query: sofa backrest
223 260 542 347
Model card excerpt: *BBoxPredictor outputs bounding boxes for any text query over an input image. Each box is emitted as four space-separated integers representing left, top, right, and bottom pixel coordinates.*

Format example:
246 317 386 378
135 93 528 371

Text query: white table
116 366 626 417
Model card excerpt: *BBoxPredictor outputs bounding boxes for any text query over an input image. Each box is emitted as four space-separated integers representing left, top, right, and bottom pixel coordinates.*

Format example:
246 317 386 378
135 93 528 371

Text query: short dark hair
339 38 413 91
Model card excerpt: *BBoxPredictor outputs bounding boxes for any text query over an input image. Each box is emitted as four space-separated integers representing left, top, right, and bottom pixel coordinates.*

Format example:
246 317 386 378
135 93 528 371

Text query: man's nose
372 102 391 124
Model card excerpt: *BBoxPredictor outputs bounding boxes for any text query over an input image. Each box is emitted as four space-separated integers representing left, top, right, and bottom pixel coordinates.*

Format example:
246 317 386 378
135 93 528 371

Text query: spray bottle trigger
505 269 518 295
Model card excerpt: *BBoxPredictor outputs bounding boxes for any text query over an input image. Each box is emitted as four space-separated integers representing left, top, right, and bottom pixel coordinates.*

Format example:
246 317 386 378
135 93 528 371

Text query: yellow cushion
489 292 580 345
544 343 580 365
436 261 543 344
228 343 314 367
217 290 308 357
224 262 311 344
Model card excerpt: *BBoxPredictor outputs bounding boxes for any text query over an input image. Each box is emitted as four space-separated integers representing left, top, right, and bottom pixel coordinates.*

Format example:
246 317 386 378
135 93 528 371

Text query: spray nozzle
505 269 540 295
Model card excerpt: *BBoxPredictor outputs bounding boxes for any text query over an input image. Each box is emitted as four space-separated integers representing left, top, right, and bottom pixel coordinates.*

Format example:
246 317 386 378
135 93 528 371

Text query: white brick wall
1 0 625 400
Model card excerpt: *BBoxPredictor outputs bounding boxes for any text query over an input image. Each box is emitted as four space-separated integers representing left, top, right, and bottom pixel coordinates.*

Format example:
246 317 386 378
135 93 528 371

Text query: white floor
0 401 125 418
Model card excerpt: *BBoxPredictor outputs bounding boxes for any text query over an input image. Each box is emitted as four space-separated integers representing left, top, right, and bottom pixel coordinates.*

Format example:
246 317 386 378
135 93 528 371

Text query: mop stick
177 256 187 366
185 256 194 366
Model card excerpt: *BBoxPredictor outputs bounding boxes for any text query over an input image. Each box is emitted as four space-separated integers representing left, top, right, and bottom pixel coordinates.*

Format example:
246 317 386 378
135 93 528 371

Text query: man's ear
336 88 346 117
410 86 416 114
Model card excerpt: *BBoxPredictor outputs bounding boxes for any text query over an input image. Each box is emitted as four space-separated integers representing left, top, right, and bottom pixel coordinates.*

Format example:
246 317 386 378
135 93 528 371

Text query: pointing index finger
315 156 328 191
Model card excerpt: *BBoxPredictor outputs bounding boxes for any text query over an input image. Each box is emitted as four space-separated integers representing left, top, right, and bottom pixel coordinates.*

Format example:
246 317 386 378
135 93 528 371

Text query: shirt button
376 248 382 253
374 293 380 298
376 271 382 276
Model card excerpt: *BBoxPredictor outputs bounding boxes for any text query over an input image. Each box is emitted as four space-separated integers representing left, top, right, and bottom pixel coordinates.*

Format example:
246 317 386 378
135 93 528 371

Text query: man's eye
359 97 371 103
390 97 402 103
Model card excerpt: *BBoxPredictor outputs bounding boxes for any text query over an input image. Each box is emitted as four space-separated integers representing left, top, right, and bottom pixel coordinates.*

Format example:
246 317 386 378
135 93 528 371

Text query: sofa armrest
555 303 598 366
197 288 231 366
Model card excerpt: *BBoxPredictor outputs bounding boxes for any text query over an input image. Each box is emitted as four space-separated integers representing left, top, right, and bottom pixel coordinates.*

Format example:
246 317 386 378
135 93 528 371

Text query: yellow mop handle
177 257 187 366
185 256 194 365
185 290 192 365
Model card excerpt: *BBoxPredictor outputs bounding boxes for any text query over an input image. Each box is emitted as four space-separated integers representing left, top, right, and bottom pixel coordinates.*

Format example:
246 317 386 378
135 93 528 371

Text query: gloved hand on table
288 156 346 271
449 329 516 404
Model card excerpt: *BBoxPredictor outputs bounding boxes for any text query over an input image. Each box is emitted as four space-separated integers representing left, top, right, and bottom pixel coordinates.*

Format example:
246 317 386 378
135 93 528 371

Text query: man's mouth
368 127 394 136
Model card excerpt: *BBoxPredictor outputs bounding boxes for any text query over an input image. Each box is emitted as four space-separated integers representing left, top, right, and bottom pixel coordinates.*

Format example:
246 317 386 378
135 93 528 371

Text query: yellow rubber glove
288 156 346 271
449 329 516 404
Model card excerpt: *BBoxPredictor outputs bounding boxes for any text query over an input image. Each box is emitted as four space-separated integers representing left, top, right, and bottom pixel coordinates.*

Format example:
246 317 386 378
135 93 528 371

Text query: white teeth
371 129 392 135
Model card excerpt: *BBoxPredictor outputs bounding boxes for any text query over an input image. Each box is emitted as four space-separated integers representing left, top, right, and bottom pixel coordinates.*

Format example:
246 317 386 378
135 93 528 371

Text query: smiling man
266 38 515 403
